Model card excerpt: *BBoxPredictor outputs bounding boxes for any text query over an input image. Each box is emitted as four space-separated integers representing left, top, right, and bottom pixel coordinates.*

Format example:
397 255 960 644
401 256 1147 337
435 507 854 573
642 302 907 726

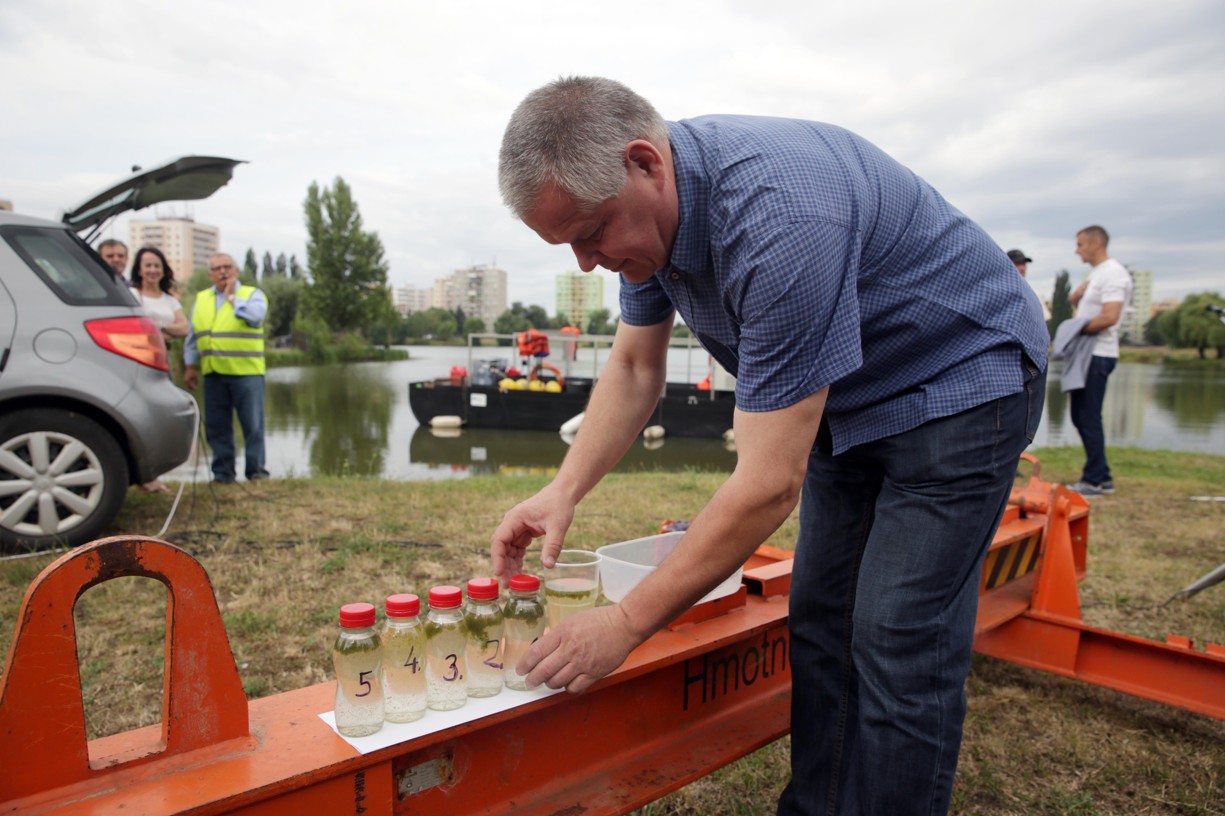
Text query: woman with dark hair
129 247 188 493
129 246 188 340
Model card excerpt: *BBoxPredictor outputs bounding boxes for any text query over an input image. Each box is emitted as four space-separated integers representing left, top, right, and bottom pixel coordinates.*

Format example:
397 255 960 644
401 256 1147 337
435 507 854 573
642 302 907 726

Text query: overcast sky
2 0 1222 313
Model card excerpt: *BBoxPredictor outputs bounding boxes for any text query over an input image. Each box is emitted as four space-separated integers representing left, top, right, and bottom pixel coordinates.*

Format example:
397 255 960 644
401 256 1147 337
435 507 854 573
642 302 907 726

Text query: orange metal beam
1 537 794 815
974 483 1225 720
3 462 1223 816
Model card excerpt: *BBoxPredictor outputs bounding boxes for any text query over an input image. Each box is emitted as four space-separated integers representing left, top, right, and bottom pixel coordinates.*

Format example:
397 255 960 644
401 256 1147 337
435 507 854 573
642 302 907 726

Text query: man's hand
183 365 199 390
517 603 642 694
222 275 238 299
490 484 576 583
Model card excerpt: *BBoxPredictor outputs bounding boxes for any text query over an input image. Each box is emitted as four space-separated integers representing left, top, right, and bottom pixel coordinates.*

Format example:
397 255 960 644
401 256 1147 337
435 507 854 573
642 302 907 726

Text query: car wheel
0 409 130 553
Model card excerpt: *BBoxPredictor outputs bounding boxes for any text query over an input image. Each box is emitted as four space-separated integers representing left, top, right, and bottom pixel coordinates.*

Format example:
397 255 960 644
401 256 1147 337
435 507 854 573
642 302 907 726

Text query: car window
1 226 134 307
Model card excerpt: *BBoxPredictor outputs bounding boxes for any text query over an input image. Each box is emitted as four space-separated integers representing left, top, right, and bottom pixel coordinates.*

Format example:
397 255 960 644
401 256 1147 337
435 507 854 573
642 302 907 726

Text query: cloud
2 0 1221 312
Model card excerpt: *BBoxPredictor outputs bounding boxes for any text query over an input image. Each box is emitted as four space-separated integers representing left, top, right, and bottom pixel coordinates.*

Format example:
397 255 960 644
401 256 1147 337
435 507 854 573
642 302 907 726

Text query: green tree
303 177 390 333
463 317 486 337
180 267 214 318
524 304 550 328
260 276 305 339
289 254 306 281
585 308 615 335
261 251 275 280
243 248 259 280
275 252 288 278
672 323 692 338
454 306 466 328
494 309 530 335
1048 270 1073 338
1174 292 1225 358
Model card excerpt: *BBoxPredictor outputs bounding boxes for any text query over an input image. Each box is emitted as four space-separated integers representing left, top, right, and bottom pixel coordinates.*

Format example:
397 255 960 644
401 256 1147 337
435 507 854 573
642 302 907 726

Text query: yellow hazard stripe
983 532 1043 590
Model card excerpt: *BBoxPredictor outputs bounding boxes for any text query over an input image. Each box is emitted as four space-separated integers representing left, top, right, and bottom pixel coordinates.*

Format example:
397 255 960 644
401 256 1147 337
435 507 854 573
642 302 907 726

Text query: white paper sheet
318 685 564 754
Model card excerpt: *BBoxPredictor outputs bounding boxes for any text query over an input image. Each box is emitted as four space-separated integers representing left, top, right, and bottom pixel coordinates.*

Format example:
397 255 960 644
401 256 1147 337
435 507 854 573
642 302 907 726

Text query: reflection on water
265 363 394 477
410 426 736 478
1034 361 1225 452
165 349 1224 483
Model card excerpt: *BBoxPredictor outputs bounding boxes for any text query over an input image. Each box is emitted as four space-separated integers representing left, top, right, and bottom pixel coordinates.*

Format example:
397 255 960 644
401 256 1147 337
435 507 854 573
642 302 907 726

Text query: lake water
163 347 1224 483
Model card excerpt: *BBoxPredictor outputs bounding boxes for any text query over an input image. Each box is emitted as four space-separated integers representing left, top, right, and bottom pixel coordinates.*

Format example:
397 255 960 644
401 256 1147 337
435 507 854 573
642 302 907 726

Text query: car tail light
85 316 169 371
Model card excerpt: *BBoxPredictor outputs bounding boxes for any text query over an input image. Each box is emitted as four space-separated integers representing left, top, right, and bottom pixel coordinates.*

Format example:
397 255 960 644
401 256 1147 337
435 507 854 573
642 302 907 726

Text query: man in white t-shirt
1065 225 1133 496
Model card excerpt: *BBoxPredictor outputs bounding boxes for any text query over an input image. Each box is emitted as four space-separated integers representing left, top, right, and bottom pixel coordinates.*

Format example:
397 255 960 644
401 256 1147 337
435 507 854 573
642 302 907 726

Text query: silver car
0 157 243 552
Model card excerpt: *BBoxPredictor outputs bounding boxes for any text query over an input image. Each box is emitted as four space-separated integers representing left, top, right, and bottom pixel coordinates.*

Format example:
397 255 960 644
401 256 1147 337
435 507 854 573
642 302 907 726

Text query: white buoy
560 412 585 435
721 428 735 444
642 424 666 440
429 415 464 429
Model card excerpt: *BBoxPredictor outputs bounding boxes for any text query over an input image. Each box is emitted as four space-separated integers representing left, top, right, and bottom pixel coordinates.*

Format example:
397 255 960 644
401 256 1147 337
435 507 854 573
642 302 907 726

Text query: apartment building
555 271 603 330
435 264 507 328
128 217 219 283
1122 266 1153 342
392 285 432 315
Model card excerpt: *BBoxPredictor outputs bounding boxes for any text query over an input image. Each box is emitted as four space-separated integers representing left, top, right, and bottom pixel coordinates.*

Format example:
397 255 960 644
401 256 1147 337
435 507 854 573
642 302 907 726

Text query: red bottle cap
339 602 376 628
508 574 540 592
467 577 500 600
385 593 420 617
428 585 463 609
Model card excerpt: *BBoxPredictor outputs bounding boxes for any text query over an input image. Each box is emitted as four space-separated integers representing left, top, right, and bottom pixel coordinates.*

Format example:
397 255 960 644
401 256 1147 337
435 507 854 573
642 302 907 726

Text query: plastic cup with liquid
543 550 601 629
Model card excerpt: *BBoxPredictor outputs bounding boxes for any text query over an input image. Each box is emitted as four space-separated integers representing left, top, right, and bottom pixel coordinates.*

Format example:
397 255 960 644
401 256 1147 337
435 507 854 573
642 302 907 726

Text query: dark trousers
1069 355 1117 485
203 373 267 480
779 362 1044 816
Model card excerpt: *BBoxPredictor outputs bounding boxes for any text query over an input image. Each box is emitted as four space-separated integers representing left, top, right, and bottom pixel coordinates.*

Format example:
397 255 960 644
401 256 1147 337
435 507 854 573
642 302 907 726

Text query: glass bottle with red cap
424 585 467 710
381 593 427 723
464 578 505 697
332 602 383 737
502 574 546 691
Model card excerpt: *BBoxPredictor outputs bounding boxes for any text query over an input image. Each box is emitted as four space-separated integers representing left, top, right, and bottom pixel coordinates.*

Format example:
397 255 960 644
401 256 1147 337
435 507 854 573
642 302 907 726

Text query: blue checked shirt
620 115 1049 454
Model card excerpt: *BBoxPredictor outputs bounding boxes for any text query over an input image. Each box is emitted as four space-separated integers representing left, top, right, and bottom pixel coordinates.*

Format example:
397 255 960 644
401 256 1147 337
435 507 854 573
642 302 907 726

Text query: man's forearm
617 388 827 641
617 465 804 639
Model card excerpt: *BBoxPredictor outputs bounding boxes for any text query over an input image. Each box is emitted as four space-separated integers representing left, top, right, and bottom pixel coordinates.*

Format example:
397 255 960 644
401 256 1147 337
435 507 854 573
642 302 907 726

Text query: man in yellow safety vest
184 253 270 483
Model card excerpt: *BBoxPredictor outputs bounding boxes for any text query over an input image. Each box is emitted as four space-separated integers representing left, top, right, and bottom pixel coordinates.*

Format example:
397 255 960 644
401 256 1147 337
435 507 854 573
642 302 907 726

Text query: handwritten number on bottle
404 646 420 674
444 653 462 682
482 639 503 670
356 670 373 697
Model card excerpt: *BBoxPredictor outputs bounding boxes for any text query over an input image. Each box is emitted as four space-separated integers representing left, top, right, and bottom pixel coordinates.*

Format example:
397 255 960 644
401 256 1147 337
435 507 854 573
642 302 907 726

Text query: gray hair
498 76 670 219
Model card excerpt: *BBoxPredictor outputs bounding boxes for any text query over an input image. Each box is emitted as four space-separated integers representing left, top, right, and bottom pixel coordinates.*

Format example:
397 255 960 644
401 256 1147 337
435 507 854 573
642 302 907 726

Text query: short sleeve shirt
619 115 1049 454
1074 258 1132 358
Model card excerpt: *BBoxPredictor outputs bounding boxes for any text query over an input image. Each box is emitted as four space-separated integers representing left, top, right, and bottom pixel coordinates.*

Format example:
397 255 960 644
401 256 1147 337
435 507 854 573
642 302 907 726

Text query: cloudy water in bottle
424 586 468 711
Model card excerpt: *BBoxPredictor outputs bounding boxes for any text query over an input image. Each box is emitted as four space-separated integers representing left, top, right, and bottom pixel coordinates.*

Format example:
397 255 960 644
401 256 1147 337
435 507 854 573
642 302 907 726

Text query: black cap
1007 249 1033 264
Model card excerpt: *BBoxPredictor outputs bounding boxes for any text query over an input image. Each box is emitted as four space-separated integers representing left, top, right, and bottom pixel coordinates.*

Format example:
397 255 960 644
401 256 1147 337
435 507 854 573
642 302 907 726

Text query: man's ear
625 139 666 182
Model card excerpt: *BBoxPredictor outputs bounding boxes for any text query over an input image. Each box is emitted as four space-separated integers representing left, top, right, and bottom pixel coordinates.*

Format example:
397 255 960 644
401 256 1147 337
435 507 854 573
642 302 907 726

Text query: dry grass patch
1 450 1223 815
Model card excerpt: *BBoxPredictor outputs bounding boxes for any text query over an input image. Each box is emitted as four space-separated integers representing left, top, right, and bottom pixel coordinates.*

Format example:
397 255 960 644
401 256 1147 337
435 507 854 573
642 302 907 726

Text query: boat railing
463 331 725 398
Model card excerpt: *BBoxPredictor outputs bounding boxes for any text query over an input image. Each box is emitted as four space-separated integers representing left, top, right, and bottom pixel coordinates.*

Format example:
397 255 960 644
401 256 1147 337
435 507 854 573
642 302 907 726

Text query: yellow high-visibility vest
191 286 266 376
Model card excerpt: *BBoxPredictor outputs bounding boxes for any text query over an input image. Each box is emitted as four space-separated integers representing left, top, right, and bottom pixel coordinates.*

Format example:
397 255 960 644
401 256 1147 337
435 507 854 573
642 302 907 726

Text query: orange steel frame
2 457 1222 815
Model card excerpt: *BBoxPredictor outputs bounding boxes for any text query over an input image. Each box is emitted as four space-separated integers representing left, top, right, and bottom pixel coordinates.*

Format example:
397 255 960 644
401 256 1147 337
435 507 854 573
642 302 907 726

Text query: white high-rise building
445 264 507 328
129 217 219 283
392 285 432 315
1122 267 1152 343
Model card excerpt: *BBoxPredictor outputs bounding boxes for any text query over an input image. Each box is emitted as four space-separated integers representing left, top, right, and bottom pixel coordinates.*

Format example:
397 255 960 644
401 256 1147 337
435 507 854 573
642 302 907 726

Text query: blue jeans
1069 355 1116 485
203 374 267 480
779 361 1044 816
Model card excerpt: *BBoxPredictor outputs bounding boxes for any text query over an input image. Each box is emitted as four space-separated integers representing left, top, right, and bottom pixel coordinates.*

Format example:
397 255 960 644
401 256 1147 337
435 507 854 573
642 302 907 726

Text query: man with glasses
183 253 270 483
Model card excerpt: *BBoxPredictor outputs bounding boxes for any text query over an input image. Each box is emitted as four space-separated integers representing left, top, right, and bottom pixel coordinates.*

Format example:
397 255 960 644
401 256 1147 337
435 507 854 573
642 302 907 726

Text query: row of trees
1143 293 1225 357
179 176 618 347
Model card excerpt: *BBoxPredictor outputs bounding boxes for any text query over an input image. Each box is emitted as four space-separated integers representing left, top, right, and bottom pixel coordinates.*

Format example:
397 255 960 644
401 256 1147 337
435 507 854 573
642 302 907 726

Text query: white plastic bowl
596 531 744 605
